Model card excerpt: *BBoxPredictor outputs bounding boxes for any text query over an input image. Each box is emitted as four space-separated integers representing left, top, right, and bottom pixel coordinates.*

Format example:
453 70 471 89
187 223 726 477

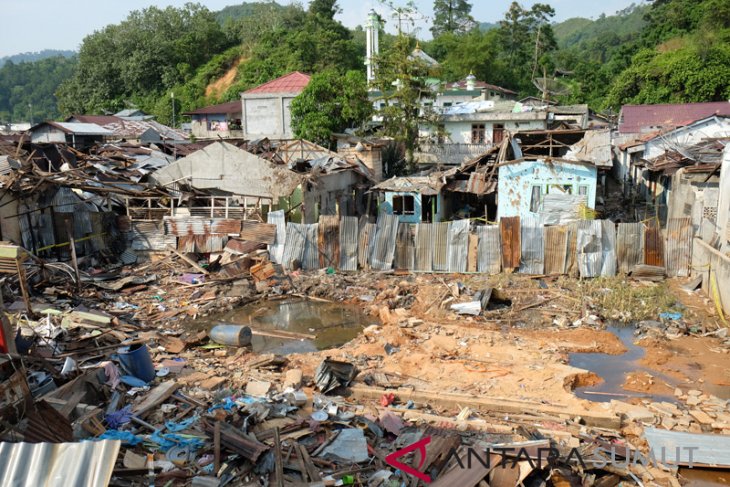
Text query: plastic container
209 324 252 346
117 343 156 383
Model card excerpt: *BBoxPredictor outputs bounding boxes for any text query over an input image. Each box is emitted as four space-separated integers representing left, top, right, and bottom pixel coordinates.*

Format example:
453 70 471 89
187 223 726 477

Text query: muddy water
195 298 373 355
680 468 730 486
570 326 677 403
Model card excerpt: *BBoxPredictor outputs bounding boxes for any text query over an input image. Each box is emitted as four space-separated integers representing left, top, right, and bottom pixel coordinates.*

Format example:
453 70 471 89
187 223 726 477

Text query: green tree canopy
431 0 476 37
290 69 372 147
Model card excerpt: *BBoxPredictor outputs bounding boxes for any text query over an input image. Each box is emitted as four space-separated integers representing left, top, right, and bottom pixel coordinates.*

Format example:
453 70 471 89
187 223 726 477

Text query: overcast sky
0 0 642 58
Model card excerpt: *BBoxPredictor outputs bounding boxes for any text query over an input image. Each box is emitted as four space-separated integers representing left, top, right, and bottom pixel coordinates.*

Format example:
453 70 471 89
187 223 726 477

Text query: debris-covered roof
371 175 444 195
445 78 517 95
183 100 242 116
644 138 728 175
29 121 114 136
243 71 311 95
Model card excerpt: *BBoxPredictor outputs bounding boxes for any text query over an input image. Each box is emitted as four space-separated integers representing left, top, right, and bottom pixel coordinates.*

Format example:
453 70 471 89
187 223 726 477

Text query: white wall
717 145 730 249
30 125 66 144
442 119 545 144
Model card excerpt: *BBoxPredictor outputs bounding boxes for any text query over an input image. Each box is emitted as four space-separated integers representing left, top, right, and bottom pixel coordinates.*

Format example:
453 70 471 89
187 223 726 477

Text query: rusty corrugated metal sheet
432 222 450 271
600 220 617 277
519 216 545 275
240 221 276 244
644 221 665 268
318 215 340 269
0 440 120 487
131 220 176 251
666 217 692 277
339 216 358 271
415 223 434 271
447 219 470 272
616 223 644 274
476 225 501 274
500 216 521 270
282 222 306 269
267 210 286 264
358 221 375 270
395 223 416 270
177 234 227 253
370 213 399 270
302 223 319 270
577 219 602 277
165 217 241 236
544 225 568 275
565 222 578 277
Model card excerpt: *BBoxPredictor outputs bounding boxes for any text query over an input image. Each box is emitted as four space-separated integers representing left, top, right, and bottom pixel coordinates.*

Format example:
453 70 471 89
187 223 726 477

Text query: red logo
385 436 432 483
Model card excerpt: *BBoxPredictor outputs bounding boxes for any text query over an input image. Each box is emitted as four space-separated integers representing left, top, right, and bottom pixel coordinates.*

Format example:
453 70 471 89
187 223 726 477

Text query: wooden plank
644 221 665 267
500 216 521 270
273 427 284 487
214 421 221 474
467 233 478 272
167 245 209 274
133 380 179 418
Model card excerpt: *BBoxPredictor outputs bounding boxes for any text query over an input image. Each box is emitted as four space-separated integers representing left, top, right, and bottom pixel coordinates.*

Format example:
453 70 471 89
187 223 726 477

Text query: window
471 124 486 144
379 102 386 109
547 184 573 195
578 185 588 196
530 185 542 212
392 195 416 216
443 102 453 107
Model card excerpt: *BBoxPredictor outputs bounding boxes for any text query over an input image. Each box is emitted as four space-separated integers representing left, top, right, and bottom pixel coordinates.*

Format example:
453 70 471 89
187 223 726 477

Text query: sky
0 0 642 58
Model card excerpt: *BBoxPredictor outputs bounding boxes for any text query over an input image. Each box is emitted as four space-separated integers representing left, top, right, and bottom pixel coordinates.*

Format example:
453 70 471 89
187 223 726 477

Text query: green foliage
290 69 371 147
56 3 230 116
427 30 510 89
215 1 284 24
431 0 476 37
0 50 76 68
0 56 78 122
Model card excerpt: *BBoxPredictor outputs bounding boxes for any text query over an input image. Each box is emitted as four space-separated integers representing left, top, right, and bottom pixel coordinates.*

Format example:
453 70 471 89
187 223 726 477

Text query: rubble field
2 251 730 486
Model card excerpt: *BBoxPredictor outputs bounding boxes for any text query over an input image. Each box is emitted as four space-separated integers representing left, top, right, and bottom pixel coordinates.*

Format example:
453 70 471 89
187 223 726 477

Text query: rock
688 423 703 433
674 388 683 397
689 409 714 425
686 396 702 406
649 402 682 417
199 376 226 390
687 389 702 397
283 369 302 389
363 324 381 336
661 417 677 430
245 380 271 397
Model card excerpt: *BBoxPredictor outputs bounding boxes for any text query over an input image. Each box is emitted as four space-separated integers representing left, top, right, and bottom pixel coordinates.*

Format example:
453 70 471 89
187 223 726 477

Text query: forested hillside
0 50 76 68
1 0 728 124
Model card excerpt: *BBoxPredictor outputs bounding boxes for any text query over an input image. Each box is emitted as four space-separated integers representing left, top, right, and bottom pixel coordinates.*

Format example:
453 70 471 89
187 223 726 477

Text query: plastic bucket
117 343 156 383
209 324 252 347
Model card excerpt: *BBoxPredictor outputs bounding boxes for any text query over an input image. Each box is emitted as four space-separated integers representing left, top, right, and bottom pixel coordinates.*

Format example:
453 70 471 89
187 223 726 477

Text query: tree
372 35 438 172
290 69 372 147
431 0 476 37
308 0 340 20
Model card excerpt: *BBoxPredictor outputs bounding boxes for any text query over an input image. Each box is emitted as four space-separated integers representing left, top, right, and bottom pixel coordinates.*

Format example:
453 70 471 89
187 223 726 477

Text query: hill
0 49 76 67
553 3 649 48
215 1 285 25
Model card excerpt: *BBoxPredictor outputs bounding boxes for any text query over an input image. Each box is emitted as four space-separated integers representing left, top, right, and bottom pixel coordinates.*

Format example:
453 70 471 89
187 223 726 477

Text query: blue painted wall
497 159 597 220
380 191 443 223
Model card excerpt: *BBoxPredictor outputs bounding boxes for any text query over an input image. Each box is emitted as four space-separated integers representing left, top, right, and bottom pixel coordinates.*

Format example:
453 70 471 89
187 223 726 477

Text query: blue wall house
371 176 445 223
497 158 597 220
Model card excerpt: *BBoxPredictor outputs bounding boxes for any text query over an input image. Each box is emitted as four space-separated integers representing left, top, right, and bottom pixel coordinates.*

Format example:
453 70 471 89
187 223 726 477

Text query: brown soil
205 57 244 99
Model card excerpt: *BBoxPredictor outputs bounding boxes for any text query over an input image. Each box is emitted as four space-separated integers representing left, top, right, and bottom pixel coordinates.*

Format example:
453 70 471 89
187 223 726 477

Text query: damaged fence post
64 216 81 292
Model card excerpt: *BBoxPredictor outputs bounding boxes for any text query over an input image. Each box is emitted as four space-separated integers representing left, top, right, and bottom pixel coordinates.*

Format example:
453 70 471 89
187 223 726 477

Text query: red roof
66 114 121 125
243 71 311 95
183 100 241 116
619 101 730 134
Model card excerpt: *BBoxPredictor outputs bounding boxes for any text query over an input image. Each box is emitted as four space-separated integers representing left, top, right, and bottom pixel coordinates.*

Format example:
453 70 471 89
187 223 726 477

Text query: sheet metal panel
394 223 416 270
644 222 665 268
519 216 545 275
240 221 276 243
577 220 602 278
540 193 587 225
177 234 227 253
476 225 501 274
370 213 399 271
616 223 644 274
267 210 286 264
318 215 340 269
600 220 617 277
302 223 320 271
666 217 692 277
415 223 434 272
447 219 470 273
0 440 120 487
131 221 176 251
282 222 306 269
358 222 375 270
644 427 730 467
432 222 450 271
339 216 358 271
544 225 568 275
565 222 578 277
500 216 521 270
165 217 241 236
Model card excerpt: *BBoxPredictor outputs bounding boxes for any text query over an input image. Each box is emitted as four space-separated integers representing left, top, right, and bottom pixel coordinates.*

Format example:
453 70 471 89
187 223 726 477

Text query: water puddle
570 326 678 403
680 468 730 486
192 298 373 355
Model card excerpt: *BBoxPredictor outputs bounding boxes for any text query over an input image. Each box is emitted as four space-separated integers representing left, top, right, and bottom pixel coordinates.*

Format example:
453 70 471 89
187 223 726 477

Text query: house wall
717 145 730 249
302 171 363 224
190 114 243 139
441 119 546 144
0 191 20 243
242 93 298 139
497 159 597 220
338 146 383 182
379 191 443 224
692 238 730 315
30 125 66 144
667 169 720 232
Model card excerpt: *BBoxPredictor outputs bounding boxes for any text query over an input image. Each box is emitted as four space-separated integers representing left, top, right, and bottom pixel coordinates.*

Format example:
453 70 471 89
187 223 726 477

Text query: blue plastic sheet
105 405 133 429
98 429 143 445
149 430 205 452
165 414 198 432
659 311 682 321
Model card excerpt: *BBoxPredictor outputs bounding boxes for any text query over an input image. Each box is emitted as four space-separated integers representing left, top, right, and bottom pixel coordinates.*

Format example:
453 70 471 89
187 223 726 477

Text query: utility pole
170 92 176 128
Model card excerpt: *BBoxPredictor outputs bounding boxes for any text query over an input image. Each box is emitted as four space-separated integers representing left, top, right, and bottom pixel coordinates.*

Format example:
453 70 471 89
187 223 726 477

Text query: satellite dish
532 76 571 101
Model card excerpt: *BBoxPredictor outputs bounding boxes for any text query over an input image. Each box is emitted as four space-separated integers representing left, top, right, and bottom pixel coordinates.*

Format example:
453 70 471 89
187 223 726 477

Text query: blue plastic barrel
117 343 156 383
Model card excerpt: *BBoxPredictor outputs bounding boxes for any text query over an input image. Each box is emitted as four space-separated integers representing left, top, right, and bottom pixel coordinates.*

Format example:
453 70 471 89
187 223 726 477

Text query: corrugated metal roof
447 219 470 272
415 223 434 272
519 216 545 275
432 222 450 272
370 214 399 271
318 216 340 269
302 224 319 271
164 217 241 236
267 210 286 264
34 121 114 136
577 220 602 278
282 222 306 269
644 427 730 467
666 217 693 277
0 440 120 487
619 101 730 134
617 223 644 274
339 216 358 271
544 225 568 275
394 223 416 270
243 71 310 94
131 221 177 251
476 225 501 274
